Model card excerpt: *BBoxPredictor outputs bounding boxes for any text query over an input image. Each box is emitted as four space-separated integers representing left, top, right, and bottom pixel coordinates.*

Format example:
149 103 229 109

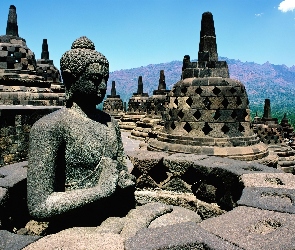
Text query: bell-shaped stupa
148 12 268 160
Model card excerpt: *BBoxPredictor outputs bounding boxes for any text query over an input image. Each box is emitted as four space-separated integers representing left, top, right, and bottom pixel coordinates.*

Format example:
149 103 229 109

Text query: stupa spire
111 81 117 97
137 76 143 95
263 99 272 119
198 11 218 62
6 5 19 37
41 39 49 60
158 70 166 91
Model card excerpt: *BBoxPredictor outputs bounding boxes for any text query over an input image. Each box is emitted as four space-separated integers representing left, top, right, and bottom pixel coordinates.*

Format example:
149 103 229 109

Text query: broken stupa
148 12 268 160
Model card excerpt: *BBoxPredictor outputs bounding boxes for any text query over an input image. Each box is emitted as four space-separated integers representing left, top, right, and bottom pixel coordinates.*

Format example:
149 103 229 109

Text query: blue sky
0 0 294 72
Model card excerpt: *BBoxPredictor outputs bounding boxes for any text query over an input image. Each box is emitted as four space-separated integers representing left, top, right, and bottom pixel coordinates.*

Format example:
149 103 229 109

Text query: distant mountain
108 58 295 119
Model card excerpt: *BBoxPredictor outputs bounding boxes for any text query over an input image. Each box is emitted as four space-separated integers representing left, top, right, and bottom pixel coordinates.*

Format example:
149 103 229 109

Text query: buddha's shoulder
32 107 73 129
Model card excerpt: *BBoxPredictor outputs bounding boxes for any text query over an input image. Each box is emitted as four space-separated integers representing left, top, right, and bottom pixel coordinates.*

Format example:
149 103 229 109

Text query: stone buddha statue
27 36 135 224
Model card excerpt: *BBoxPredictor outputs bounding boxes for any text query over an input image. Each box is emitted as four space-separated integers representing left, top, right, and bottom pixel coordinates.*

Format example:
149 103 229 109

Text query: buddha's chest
64 119 119 167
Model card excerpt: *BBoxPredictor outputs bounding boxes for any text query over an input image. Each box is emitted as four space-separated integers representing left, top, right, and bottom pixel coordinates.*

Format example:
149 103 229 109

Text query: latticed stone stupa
119 76 149 130
131 70 169 140
36 39 64 93
148 12 268 160
103 80 124 119
0 5 64 106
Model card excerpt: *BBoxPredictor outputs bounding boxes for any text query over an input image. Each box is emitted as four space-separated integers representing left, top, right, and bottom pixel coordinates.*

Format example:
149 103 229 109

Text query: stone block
0 51 8 57
200 206 295 250
238 187 295 213
0 230 40 250
0 62 7 69
241 173 295 189
23 231 124 250
125 222 241 250
0 161 28 188
148 206 201 228
120 202 173 239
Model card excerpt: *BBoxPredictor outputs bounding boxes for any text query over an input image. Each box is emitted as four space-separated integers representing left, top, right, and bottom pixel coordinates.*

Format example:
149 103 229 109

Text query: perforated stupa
148 12 268 160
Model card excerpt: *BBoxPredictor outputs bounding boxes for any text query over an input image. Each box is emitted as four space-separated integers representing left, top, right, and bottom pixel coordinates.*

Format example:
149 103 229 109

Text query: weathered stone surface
200 206 295 250
241 172 295 189
23 231 124 250
0 187 8 205
27 37 135 224
135 190 225 220
0 230 40 250
238 187 295 213
0 161 27 188
125 222 242 250
120 202 173 239
149 206 201 228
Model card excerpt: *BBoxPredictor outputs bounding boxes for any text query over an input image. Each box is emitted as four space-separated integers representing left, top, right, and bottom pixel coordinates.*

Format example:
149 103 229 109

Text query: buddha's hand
97 157 119 196
118 170 136 189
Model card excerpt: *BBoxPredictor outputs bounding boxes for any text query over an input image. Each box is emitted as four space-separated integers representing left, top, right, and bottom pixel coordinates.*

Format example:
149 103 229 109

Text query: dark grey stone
27 37 135 225
0 230 40 250
238 187 295 213
125 222 242 250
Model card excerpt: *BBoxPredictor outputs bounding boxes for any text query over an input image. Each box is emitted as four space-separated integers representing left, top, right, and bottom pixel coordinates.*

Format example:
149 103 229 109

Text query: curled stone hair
60 36 109 106
60 36 109 87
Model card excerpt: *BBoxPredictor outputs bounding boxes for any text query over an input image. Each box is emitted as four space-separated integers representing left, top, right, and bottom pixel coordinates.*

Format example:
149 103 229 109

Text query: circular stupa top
71 36 95 50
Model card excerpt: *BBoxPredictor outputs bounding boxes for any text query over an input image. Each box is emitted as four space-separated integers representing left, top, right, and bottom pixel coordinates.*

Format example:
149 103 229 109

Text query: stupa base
148 138 268 161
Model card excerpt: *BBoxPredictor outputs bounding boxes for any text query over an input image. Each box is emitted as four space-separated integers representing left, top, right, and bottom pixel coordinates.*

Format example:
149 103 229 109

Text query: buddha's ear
61 69 76 88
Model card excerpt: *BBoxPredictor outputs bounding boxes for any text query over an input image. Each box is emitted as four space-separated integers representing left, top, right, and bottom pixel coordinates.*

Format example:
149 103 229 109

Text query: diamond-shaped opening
238 123 245 132
213 87 221 95
130 166 142 179
181 87 187 94
171 122 176 130
193 110 202 120
203 97 212 109
229 87 236 94
186 97 193 107
148 164 169 184
213 110 221 120
195 87 203 95
181 166 207 185
183 122 192 133
178 110 185 119
174 98 178 106
172 88 176 94
221 98 229 109
221 124 230 134
202 122 213 135
231 110 237 119
236 97 242 106
169 110 173 117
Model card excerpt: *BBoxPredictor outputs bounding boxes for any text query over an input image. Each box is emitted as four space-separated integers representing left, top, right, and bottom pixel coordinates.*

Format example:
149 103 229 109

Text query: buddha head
60 36 109 107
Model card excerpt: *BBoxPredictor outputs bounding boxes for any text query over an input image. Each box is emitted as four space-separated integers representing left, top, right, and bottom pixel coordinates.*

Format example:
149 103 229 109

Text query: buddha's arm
27 121 118 219
113 120 135 188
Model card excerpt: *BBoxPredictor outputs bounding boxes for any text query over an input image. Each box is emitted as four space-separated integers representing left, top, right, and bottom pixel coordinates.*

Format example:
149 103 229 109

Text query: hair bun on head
71 36 95 50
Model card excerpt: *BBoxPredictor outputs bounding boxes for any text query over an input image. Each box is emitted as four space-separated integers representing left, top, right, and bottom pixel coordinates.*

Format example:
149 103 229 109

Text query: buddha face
71 63 108 105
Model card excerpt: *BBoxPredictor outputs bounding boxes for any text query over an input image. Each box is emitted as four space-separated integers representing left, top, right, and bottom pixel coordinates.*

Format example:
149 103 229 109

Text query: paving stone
238 187 295 213
23 230 124 250
200 206 295 250
0 161 27 188
149 206 202 228
0 230 40 250
120 202 173 239
241 172 295 189
125 222 242 250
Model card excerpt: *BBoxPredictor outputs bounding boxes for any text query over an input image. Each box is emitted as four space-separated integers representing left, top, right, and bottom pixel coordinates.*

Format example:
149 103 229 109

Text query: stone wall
0 106 61 166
